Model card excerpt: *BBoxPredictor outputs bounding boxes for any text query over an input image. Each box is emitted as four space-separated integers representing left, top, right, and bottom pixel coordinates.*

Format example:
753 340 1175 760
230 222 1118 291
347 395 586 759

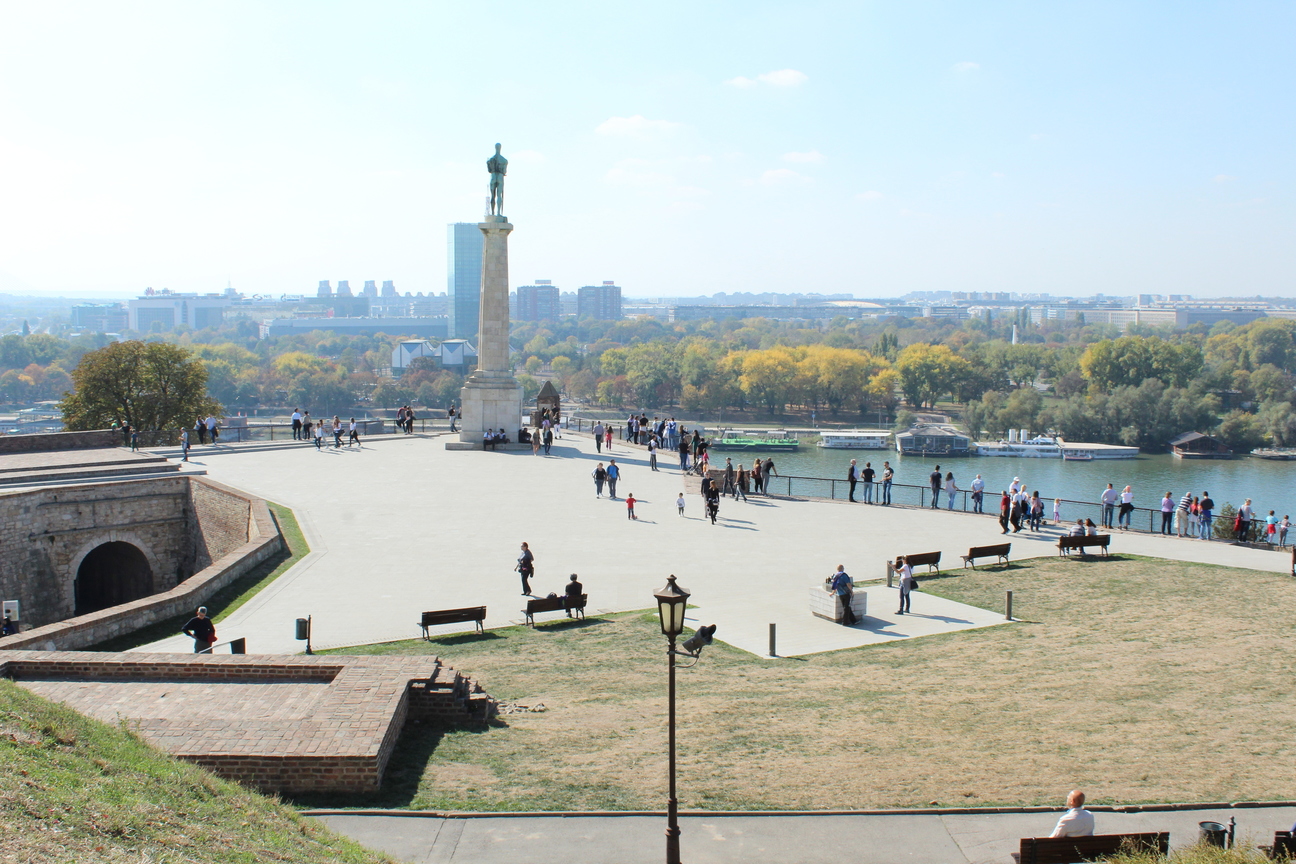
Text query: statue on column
487 143 508 216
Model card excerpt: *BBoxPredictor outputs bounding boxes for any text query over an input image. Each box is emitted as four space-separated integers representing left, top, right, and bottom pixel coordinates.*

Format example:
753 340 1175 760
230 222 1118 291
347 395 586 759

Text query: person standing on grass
830 565 857 626
881 461 893 505
593 421 604 453
181 607 216 653
1118 486 1134 529
626 493 638 520
606 459 620 499
291 409 303 440
861 461 875 504
1049 791 1094 838
515 542 535 595
1199 491 1214 539
592 463 607 497
896 556 914 615
970 474 985 513
1101 483 1117 528
1176 491 1193 536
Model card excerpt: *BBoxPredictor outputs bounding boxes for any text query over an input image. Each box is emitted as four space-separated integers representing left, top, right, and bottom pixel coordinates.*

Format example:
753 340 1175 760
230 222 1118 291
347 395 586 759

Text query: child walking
676 492 685 516
626 494 637 520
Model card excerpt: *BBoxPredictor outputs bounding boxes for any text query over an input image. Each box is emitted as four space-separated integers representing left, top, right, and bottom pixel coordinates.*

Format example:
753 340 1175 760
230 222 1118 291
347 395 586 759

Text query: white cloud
856 190 884 201
760 168 811 186
952 61 980 74
1213 174 1238 183
726 69 808 88
782 150 824 163
595 115 682 136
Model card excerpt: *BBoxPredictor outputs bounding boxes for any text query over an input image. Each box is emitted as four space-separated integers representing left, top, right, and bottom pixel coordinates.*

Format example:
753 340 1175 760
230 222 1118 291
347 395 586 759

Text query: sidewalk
308 805 1296 863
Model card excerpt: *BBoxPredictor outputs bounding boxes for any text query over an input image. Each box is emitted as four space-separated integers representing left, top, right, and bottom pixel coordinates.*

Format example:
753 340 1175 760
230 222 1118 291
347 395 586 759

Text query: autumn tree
61 340 221 431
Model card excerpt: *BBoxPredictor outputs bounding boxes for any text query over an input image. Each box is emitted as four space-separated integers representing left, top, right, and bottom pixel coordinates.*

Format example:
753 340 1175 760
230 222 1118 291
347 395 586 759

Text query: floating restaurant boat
1252 448 1296 460
709 429 800 451
1058 443 1139 460
975 433 1063 458
895 424 972 457
817 430 891 449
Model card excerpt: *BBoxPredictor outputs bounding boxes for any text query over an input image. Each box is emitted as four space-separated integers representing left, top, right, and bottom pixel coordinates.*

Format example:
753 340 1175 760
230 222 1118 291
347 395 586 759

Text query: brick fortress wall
0 430 120 453
0 477 281 651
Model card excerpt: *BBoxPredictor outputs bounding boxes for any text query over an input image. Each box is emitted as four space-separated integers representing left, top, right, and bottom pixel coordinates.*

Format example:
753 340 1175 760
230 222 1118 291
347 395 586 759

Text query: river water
711 440 1296 521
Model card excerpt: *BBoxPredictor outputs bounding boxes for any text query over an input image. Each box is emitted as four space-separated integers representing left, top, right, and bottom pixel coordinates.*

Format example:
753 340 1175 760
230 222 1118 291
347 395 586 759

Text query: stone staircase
0 453 193 489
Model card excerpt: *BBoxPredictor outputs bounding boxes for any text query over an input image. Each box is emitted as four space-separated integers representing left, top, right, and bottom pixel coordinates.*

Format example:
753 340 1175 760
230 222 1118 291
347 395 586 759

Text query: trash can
1199 822 1228 848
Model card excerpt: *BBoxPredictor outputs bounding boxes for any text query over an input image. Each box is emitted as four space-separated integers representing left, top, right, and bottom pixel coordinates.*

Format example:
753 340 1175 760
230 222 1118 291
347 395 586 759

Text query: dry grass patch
308 555 1296 812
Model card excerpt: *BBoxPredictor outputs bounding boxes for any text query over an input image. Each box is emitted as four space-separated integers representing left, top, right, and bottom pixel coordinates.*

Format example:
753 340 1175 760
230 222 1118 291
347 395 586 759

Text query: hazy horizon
2 2 1293 300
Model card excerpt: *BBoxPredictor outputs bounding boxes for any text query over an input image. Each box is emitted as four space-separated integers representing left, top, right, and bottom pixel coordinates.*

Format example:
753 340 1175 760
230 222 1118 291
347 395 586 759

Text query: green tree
61 341 221 431
1216 409 1266 452
1079 336 1202 390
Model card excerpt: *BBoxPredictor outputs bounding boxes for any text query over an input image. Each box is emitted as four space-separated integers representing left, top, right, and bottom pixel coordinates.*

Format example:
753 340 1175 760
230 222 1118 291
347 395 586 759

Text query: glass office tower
447 223 484 340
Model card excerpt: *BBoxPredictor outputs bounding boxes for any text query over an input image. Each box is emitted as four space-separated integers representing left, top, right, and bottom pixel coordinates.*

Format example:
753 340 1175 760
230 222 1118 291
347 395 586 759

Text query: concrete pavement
309 805 1296 863
136 432 1292 657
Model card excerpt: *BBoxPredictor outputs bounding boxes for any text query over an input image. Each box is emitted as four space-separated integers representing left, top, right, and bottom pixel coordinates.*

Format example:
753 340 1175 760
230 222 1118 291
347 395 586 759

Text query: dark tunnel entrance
74 542 153 615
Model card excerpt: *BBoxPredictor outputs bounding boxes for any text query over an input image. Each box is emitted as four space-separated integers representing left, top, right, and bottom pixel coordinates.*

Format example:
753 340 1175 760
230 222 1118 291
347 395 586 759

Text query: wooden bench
418 606 486 639
1260 830 1296 860
1057 534 1111 557
523 593 587 626
1018 831 1168 864
961 543 1010 569
900 551 941 575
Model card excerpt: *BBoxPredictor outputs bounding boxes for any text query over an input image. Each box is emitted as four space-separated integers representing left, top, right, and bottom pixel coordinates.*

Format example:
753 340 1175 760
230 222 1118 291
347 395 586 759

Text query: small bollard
769 623 777 657
1005 590 1013 621
886 560 894 588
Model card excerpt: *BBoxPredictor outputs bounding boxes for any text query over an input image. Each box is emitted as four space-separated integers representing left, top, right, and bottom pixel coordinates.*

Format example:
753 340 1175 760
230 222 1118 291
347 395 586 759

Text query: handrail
198 636 246 654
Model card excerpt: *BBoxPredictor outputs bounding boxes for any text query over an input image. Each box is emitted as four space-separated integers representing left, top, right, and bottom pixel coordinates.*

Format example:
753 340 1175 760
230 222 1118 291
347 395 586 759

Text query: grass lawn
91 502 307 652
302 554 1296 813
0 679 390 864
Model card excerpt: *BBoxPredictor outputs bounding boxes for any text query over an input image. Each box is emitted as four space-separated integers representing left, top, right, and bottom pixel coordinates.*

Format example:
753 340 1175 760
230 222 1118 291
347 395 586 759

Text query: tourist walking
532 426 542 456
626 493 637 520
970 474 985 513
447 405 457 432
861 462 875 504
847 459 859 503
515 542 535 595
180 428 190 462
1029 492 1044 531
896 556 914 615
181 607 216 654
998 491 1011 534
313 421 324 450
206 415 219 444
291 409 303 440
945 472 958 510
195 418 207 445
592 463 607 497
606 459 620 499
1118 486 1134 529
348 418 360 446
1199 491 1214 539
332 416 343 448
543 426 553 455
735 464 749 501
929 465 942 509
677 492 685 516
593 421 604 453
722 458 736 497
830 565 858 625
1009 490 1023 533
604 424 614 452
1100 483 1117 528
1160 492 1174 534
881 461 893 505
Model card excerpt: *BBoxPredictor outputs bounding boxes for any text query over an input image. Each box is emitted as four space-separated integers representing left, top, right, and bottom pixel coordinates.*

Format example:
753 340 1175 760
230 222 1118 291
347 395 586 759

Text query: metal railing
136 417 444 447
747 475 1255 541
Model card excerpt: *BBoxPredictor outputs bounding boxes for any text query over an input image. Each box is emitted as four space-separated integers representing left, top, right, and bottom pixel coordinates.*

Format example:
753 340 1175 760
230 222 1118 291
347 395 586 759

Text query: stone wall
0 430 120 453
0 477 281 652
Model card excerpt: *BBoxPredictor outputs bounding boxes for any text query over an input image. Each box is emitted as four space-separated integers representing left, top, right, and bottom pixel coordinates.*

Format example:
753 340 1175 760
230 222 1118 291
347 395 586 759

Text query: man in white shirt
970 474 985 513
1049 790 1095 838
1100 483 1118 528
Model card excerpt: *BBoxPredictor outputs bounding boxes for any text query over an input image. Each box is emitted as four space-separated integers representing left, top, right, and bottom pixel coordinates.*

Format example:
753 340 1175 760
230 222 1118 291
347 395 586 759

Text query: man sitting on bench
564 573 584 618
1050 790 1094 838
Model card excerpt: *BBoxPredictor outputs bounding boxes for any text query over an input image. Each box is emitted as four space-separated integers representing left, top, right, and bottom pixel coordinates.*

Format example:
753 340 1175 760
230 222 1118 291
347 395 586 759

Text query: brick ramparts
0 430 120 453
1 651 496 794
0 477 281 652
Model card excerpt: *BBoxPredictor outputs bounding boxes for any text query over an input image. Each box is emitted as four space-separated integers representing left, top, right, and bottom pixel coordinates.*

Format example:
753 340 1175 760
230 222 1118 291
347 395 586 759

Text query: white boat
975 435 1063 457
817 430 891 449
1058 444 1139 460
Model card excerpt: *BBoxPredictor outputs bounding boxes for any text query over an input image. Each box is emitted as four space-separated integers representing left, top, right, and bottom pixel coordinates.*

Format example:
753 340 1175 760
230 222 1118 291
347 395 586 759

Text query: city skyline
1 2 1293 300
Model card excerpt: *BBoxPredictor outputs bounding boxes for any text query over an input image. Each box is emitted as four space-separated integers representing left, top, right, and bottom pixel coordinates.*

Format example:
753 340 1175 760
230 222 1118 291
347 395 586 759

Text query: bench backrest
968 544 1010 557
526 594 587 613
1274 832 1296 857
1059 534 1110 548
905 551 941 565
421 606 486 625
1019 832 1168 864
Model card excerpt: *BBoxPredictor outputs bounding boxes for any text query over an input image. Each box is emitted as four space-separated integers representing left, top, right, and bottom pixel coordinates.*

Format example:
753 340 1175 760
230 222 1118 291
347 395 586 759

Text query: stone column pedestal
449 216 522 448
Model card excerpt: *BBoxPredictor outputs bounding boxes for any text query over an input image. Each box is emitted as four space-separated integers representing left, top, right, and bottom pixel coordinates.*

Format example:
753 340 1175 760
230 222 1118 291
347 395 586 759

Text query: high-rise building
448 223 484 339
337 280 353 297
363 280 378 297
317 280 333 298
381 280 398 298
516 279 561 321
577 281 622 320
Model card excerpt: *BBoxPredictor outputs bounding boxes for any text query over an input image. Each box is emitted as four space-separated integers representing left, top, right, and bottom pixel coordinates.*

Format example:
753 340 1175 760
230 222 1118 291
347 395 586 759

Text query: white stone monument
447 145 523 449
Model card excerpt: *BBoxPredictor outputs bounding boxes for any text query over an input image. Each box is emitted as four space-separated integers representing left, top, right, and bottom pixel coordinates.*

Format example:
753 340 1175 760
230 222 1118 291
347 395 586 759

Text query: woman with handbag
897 556 915 615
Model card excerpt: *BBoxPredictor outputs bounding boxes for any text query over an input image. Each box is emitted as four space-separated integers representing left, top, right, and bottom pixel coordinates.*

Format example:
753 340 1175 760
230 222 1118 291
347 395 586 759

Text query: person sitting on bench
564 573 583 617
1069 520 1087 537
1050 790 1094 838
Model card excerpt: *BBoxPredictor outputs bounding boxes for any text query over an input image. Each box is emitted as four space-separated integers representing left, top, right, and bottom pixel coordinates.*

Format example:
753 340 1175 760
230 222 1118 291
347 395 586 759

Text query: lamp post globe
654 575 690 638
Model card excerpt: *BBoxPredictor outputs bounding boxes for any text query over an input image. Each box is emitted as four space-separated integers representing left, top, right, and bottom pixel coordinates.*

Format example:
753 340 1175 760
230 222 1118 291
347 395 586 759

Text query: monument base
451 373 523 447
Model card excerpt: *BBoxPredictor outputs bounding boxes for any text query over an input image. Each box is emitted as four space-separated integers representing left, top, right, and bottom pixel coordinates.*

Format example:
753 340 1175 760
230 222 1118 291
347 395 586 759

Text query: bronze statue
487 143 508 216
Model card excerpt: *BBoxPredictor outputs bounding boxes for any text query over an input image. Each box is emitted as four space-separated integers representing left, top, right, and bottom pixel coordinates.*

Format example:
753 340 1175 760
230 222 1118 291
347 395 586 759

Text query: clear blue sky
1 1 1292 299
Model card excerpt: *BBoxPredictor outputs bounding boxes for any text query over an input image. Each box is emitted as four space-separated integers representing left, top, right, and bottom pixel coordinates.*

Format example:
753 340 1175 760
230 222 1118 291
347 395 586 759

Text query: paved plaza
136 432 1292 658
310 805 1296 864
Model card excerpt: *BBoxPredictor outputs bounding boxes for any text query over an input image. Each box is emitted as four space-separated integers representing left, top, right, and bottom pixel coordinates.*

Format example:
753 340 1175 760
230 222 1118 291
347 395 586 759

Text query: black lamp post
654 575 690 864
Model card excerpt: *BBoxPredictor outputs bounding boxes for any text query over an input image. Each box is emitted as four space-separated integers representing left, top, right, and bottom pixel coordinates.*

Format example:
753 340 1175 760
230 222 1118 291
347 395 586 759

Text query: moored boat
818 430 891 449
709 430 800 451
